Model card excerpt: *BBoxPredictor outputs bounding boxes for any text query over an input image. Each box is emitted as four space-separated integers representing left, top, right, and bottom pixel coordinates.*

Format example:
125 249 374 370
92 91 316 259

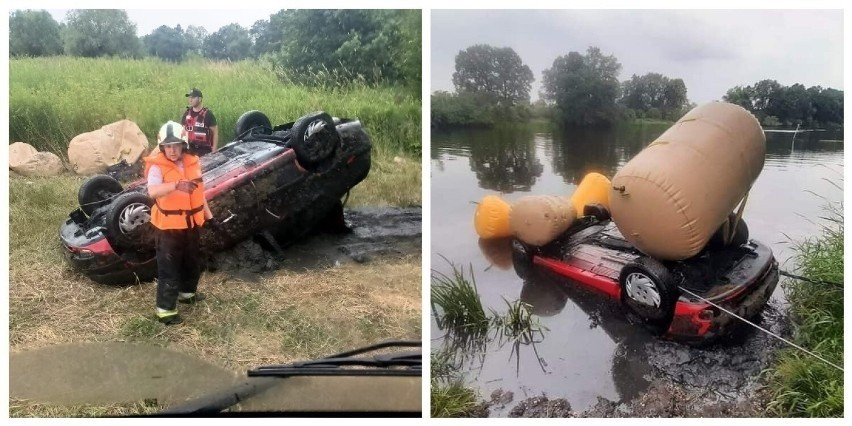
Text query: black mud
482 301 789 417
207 206 421 280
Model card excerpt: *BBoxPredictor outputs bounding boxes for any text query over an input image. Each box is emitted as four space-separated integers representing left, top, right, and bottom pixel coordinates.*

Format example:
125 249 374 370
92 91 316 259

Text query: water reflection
477 237 513 271
547 124 666 185
466 126 544 193
519 270 652 403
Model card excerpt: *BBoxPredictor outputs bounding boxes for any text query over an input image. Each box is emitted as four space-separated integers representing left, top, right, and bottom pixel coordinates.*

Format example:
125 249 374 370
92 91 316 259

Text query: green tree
184 25 208 56
542 47 622 127
271 9 421 88
808 86 843 128
61 9 141 57
9 9 63 57
619 73 688 120
773 83 812 126
751 79 783 120
725 81 843 128
249 10 288 59
452 44 534 105
142 25 187 62
661 78 688 119
202 23 252 61
723 85 754 109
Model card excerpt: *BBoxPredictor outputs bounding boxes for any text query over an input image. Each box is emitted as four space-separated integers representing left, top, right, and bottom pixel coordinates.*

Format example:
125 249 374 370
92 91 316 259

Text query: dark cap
185 88 203 98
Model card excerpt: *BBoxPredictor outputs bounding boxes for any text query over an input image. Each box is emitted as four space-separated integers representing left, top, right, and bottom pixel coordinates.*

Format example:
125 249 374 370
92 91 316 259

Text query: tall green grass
430 349 482 418
491 298 546 345
431 262 489 338
766 202 843 417
9 57 421 157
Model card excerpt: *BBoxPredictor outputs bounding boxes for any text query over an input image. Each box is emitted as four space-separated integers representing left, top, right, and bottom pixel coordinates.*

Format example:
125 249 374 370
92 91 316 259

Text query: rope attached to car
677 286 844 372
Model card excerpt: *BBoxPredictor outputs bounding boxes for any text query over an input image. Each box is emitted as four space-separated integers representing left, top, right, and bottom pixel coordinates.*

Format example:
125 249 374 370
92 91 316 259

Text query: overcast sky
431 9 843 104
45 9 280 36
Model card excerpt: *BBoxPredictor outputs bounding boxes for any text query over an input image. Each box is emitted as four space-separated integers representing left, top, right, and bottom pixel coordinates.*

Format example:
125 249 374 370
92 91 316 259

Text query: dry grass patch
10 399 162 418
11 257 421 369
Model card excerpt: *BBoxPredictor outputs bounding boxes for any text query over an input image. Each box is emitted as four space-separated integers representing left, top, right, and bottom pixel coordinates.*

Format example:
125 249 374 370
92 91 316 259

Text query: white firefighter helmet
157 121 188 148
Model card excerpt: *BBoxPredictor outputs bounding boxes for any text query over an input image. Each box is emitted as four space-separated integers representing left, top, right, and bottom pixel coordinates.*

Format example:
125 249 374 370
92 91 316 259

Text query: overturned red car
511 205 779 343
60 111 371 284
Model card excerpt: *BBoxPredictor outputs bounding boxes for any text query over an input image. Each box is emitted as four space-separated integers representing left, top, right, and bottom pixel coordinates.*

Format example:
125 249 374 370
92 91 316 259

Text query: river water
430 122 843 415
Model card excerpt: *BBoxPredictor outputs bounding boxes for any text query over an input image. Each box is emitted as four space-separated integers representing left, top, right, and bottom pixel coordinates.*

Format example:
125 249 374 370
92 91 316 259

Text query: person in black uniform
181 87 219 156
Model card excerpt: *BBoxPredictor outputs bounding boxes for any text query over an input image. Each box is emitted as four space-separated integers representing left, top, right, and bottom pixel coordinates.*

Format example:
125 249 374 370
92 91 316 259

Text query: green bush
431 91 533 128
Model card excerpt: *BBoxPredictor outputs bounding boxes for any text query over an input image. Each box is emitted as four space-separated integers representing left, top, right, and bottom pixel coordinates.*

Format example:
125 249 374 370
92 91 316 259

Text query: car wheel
79 174 124 216
291 111 340 169
619 257 678 332
511 239 534 280
235 110 272 139
106 192 155 251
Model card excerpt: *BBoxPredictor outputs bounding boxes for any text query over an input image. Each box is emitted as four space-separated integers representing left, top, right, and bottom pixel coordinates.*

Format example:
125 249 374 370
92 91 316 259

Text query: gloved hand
204 217 222 231
175 180 198 194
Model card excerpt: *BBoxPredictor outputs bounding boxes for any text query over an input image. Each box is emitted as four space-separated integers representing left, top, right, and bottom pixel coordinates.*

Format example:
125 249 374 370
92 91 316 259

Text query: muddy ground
474 301 789 417
210 206 422 278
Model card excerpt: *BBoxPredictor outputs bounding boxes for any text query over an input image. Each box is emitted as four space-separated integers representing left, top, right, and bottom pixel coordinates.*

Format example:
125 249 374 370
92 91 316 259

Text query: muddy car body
511 209 779 344
60 111 371 284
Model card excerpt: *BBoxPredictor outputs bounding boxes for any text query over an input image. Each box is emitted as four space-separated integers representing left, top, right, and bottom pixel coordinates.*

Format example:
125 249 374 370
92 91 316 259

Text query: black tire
79 174 124 216
511 239 534 280
583 203 611 221
708 213 750 249
105 192 155 251
235 110 272 139
618 257 678 333
291 111 340 168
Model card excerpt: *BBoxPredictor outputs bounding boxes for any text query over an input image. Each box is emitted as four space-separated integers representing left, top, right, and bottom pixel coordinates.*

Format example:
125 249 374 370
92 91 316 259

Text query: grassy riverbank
10 57 421 157
766 204 843 417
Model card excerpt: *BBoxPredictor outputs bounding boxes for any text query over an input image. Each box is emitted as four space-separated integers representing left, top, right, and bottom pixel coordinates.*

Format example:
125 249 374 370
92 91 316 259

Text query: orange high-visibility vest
144 152 206 230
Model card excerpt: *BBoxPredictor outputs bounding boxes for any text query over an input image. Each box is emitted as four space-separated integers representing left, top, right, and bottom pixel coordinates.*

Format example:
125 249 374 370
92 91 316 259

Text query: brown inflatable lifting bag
510 195 577 246
609 102 765 260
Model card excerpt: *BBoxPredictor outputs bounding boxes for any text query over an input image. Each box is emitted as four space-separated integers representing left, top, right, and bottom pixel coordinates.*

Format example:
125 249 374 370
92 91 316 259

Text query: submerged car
511 205 779 344
60 111 371 284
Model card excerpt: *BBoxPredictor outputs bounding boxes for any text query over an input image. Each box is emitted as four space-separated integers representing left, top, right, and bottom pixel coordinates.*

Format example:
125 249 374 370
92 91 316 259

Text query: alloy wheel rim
119 203 151 234
625 272 661 308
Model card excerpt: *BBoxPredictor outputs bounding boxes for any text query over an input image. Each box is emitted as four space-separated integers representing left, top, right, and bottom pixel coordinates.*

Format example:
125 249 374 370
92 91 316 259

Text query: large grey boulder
12 151 66 177
67 120 150 176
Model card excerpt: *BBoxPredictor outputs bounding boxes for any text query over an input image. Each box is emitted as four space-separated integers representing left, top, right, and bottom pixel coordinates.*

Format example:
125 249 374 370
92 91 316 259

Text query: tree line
723 80 843 129
9 9 421 89
432 44 843 129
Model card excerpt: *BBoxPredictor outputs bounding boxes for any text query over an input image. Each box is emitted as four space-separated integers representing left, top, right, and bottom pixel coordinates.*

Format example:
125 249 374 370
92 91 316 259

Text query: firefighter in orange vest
181 87 218 156
145 121 217 325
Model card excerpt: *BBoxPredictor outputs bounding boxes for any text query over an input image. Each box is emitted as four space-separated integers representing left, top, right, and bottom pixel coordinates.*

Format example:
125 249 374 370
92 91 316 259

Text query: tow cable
677 286 844 372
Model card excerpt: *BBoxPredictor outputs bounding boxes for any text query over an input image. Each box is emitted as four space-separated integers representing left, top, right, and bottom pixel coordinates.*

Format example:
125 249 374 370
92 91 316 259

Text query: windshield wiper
248 340 421 378
155 340 421 416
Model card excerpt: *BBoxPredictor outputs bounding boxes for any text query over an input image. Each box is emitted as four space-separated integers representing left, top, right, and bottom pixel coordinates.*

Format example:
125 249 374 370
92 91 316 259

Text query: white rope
678 286 844 372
